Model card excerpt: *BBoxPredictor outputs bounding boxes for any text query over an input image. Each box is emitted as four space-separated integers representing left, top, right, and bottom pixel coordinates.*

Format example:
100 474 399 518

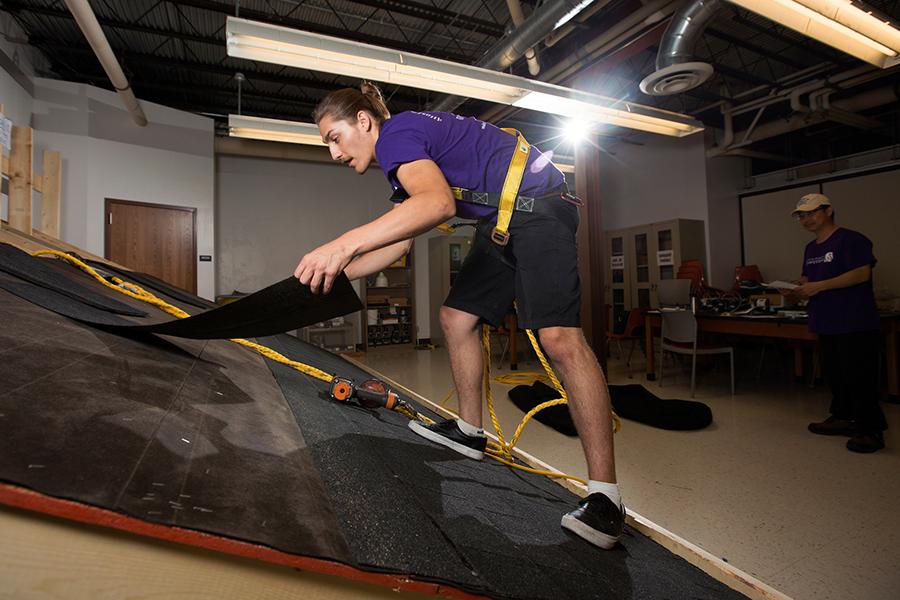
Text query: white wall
217 155 441 341
31 79 216 299
705 155 747 288
600 133 709 230
1 11 39 223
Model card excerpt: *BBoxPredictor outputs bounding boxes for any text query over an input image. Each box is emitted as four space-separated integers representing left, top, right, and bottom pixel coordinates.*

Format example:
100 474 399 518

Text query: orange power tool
329 377 405 411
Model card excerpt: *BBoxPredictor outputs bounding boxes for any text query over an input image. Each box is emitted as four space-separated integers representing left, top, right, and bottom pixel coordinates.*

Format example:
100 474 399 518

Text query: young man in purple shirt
294 83 624 549
791 193 886 453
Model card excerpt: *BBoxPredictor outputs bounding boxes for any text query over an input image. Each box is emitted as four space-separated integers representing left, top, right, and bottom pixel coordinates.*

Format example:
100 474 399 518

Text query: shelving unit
363 252 415 350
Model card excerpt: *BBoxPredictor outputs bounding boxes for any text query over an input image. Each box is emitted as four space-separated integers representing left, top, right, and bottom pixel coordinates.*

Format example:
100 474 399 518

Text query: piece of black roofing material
0 268 362 340
86 259 217 310
0 243 147 316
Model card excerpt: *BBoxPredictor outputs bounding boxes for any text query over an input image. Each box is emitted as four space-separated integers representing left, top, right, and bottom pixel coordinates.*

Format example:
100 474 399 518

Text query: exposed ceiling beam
165 0 477 62
705 27 807 71
341 0 505 37
31 39 426 105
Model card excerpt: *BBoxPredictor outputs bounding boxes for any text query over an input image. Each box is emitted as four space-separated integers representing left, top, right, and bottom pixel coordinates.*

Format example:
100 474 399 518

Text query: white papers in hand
764 280 799 290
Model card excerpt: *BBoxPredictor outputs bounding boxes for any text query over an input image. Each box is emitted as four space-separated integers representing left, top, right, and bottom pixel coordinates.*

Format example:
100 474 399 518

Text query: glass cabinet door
607 233 630 319
632 231 652 308
656 228 675 281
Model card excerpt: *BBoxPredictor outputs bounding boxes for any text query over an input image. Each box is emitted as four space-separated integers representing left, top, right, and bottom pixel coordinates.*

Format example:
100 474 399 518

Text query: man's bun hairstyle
313 81 390 126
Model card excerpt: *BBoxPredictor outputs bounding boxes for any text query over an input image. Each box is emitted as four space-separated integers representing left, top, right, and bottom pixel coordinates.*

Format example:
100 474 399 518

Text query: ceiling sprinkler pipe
63 0 147 126
505 0 541 76
544 0 615 48
430 0 596 112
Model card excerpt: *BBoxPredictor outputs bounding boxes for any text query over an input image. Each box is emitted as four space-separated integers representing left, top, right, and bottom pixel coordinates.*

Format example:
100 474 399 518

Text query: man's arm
294 159 455 293
344 237 413 281
795 265 871 299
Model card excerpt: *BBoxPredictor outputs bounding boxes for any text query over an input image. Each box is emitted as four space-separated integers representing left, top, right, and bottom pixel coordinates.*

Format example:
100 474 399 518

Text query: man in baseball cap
788 193 886 453
790 193 831 217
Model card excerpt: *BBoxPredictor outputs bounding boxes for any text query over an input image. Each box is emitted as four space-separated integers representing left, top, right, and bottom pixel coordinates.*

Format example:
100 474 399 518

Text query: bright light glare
563 120 587 144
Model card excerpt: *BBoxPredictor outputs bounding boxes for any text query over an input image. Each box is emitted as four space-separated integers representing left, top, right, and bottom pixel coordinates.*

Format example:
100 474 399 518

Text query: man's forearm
344 239 412 281
820 265 871 291
337 193 454 258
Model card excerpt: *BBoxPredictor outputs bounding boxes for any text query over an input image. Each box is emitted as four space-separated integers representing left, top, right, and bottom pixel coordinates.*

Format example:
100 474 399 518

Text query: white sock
588 480 622 508
456 418 485 437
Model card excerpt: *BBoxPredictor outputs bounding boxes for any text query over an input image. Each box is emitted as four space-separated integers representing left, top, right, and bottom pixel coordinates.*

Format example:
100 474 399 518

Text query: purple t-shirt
801 227 879 335
375 111 565 219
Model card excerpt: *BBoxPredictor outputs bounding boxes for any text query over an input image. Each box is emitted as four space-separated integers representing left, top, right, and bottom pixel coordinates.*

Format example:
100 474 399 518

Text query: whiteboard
741 169 900 295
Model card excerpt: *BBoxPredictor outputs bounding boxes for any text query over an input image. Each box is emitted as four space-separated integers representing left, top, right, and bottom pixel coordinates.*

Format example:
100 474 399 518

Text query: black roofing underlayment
0 257 749 599
0 243 362 338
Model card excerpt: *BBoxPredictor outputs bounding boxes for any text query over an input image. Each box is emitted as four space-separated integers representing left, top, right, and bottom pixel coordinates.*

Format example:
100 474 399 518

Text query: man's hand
795 281 824 299
294 239 355 294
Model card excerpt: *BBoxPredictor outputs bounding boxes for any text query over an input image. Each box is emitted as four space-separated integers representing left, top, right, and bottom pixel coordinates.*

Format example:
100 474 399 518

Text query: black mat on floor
611 384 713 431
0 250 362 339
508 381 578 436
508 381 713 433
266 335 744 599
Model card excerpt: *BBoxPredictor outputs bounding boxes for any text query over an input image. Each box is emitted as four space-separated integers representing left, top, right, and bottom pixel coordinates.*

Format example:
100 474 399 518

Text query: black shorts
443 199 581 330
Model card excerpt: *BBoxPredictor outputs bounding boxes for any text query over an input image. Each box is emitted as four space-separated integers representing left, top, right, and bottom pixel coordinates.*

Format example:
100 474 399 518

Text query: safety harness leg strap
491 129 530 246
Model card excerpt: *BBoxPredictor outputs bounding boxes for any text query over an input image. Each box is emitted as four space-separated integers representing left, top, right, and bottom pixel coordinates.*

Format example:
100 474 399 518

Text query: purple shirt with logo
801 227 879 334
375 111 565 219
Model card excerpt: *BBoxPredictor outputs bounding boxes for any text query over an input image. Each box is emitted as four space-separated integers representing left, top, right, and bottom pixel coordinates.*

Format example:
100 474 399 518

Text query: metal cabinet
605 219 706 315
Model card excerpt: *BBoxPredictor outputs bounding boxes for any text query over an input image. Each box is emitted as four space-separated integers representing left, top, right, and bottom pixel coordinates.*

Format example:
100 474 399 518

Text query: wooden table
643 312 900 399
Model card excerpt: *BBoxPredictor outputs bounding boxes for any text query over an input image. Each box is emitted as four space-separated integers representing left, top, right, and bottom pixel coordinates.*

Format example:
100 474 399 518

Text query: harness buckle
490 227 510 246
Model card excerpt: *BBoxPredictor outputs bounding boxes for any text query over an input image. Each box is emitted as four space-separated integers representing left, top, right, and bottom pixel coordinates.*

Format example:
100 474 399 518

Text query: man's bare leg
440 305 484 427
537 326 615 483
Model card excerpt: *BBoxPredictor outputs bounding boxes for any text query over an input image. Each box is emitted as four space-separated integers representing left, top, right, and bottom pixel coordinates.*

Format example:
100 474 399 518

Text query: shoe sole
808 428 854 437
408 421 484 460
560 514 620 550
846 443 885 454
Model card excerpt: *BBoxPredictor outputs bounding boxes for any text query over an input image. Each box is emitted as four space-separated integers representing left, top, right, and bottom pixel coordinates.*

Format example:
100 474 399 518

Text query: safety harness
390 128 579 246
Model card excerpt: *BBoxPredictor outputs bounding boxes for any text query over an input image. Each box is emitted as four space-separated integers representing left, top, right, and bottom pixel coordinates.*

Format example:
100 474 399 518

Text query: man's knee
538 327 584 362
440 306 480 338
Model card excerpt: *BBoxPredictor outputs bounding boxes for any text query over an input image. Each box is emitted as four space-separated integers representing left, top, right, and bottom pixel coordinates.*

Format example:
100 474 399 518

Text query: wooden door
105 199 197 294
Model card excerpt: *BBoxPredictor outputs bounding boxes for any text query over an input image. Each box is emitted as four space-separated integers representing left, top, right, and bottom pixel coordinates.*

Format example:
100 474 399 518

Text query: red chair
608 307 648 378
677 260 707 295
733 265 764 290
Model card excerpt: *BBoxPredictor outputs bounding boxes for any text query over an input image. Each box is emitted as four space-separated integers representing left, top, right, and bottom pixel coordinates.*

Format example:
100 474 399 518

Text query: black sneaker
808 416 855 436
408 419 486 460
561 493 625 550
847 431 885 454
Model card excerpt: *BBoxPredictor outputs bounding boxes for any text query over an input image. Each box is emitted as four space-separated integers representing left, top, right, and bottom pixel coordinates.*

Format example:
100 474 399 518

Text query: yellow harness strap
491 129 530 246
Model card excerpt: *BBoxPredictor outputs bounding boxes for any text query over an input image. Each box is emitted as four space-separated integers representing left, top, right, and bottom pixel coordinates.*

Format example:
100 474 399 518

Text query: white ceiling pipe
543 0 615 48
505 0 541 75
64 0 147 127
478 0 679 123
708 83 900 157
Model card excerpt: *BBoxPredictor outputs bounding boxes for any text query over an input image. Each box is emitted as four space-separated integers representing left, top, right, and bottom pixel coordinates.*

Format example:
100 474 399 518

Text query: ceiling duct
429 0 596 112
640 0 721 96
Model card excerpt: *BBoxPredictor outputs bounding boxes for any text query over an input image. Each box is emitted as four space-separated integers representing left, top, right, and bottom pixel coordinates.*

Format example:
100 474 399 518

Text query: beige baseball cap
791 193 831 216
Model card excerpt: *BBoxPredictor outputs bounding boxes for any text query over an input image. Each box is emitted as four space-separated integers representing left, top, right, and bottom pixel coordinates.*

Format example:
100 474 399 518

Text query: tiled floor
359 340 900 600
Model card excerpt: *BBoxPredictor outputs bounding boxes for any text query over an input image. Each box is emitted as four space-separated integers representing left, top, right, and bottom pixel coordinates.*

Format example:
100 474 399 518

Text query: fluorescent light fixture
228 114 326 145
225 17 703 138
726 0 900 67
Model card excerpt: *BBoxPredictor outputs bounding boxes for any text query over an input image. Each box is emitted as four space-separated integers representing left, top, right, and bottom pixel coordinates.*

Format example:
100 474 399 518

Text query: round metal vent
639 62 714 96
